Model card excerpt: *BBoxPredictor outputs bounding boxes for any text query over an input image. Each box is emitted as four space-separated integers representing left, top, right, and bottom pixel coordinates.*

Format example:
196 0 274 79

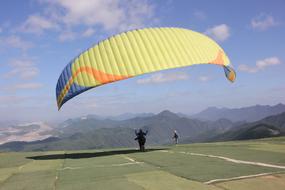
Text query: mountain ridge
0 110 237 151
209 111 285 142
1 105 285 152
191 103 285 122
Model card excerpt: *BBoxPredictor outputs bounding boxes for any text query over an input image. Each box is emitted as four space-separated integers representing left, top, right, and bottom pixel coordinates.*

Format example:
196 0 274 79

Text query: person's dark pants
138 138 146 151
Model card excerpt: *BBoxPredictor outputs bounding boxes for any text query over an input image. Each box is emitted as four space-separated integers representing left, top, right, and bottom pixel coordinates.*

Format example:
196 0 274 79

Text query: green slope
0 137 285 190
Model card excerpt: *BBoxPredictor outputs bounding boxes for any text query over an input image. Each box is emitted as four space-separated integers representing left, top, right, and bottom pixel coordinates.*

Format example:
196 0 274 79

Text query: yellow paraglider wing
56 27 236 109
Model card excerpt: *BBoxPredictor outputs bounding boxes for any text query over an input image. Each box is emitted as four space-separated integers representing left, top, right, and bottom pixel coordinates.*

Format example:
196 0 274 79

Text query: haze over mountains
192 103 285 122
0 103 285 151
62 103 285 123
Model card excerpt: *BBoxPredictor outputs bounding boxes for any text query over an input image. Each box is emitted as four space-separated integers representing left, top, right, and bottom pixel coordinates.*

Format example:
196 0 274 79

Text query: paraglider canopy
56 27 236 109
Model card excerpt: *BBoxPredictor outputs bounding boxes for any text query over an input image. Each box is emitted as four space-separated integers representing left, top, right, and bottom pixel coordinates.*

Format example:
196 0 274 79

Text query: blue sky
0 0 284 122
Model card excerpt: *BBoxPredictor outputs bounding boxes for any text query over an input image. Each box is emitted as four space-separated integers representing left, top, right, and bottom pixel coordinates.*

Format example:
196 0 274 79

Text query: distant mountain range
0 110 239 151
191 103 285 122
209 112 285 142
1 104 285 151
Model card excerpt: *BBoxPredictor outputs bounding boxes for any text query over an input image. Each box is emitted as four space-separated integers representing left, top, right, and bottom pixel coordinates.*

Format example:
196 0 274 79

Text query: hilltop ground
0 137 285 190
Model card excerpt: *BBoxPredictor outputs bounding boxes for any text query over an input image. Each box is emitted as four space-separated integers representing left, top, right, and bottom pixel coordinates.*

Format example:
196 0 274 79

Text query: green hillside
210 112 285 142
0 137 285 190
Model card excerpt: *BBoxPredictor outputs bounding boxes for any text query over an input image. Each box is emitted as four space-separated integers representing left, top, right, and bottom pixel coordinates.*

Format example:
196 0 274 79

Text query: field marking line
0 160 36 187
122 155 144 164
204 172 282 184
159 150 170 153
58 166 82 170
57 161 143 171
159 150 285 184
123 156 136 162
54 153 66 190
159 150 174 153
57 157 143 171
160 150 285 169
18 160 35 171
170 151 285 169
112 162 143 166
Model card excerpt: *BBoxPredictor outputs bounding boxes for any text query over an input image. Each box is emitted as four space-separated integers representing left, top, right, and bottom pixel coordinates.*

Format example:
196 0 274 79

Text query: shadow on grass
27 148 167 160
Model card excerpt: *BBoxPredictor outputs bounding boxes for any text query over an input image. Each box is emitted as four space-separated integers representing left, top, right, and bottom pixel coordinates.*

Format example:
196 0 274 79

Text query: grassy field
0 137 284 190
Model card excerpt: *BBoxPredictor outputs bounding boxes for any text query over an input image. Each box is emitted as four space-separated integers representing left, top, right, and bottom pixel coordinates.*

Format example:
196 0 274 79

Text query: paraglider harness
135 129 148 152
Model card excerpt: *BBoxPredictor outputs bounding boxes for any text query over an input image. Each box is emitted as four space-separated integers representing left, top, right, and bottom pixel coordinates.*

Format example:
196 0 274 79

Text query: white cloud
251 14 278 30
19 0 156 40
0 35 33 50
20 15 58 34
0 96 28 106
238 57 281 73
4 58 39 79
205 24 230 42
256 57 281 69
199 76 210 82
58 30 77 42
12 83 43 90
119 0 155 31
9 58 34 67
7 82 43 91
50 0 125 30
238 64 258 73
193 10 206 20
137 72 189 84
1 83 43 92
82 28 95 37
51 0 154 30
5 67 39 79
